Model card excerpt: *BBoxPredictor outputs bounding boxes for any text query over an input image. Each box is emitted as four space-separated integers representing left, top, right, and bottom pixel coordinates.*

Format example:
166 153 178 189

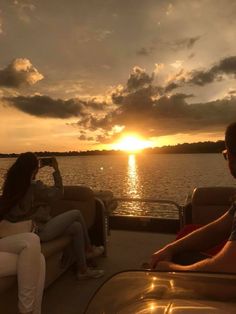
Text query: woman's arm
151 210 233 268
34 157 64 202
156 240 236 273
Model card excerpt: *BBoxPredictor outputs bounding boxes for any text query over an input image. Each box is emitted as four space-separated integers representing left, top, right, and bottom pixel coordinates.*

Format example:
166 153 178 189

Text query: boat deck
42 230 175 314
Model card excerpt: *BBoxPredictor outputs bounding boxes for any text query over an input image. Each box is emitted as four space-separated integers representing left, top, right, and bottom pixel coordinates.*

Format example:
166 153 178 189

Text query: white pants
0 233 45 314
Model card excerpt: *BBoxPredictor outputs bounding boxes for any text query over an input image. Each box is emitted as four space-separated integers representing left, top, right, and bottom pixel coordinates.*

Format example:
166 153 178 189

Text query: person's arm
34 157 64 202
156 240 236 273
151 210 233 269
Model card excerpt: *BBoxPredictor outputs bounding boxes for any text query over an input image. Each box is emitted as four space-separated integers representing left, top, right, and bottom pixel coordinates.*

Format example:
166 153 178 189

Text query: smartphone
40 157 53 167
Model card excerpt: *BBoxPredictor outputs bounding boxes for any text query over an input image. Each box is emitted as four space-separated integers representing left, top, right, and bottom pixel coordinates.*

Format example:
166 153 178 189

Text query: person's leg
64 221 87 271
38 210 104 279
38 211 88 270
0 251 17 277
0 233 44 314
61 221 104 279
72 210 91 249
33 254 45 314
38 210 88 245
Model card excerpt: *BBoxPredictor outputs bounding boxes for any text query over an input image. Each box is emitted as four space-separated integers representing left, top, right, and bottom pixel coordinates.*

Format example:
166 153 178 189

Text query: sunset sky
1 0 236 153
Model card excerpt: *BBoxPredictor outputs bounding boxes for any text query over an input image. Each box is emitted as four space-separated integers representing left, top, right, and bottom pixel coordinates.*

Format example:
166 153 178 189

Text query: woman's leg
38 210 88 270
0 251 17 277
0 233 44 314
38 210 104 277
38 209 91 249
33 254 45 314
64 221 87 271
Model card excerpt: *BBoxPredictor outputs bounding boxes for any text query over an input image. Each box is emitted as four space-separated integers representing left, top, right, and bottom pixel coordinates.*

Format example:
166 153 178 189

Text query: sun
113 135 152 152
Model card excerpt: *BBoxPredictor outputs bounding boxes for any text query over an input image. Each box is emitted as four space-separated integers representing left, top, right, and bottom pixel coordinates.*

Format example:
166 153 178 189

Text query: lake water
0 154 235 219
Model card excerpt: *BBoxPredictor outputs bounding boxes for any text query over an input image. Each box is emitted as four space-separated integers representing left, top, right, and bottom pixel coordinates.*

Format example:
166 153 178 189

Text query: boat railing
114 197 184 228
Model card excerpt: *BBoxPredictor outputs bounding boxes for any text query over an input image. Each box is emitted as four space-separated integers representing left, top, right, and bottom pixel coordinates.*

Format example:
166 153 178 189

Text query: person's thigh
0 252 17 277
0 233 40 254
38 209 81 241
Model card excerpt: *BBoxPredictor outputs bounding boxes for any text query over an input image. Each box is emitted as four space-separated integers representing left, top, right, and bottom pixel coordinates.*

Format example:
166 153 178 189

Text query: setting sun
113 135 152 152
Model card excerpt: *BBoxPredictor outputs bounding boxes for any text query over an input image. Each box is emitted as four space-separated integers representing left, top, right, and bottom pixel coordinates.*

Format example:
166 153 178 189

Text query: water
0 154 235 219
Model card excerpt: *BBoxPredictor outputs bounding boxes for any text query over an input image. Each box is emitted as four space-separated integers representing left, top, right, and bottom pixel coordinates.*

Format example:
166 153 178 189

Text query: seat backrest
190 186 236 225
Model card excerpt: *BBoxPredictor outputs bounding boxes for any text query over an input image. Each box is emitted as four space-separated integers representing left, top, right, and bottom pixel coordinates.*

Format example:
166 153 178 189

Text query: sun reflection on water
127 154 140 214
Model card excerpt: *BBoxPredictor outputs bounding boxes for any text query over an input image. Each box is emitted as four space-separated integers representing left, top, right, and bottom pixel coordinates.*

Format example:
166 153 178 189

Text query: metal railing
114 197 184 227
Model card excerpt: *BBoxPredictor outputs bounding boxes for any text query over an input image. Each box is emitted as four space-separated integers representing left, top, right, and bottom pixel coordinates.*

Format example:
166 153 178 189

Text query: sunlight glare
113 135 152 152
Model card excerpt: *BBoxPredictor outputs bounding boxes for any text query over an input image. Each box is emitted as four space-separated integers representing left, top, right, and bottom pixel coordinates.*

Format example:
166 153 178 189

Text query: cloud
136 47 155 56
3 94 107 118
4 60 236 142
164 55 236 92
13 0 36 24
74 66 236 139
170 36 201 51
4 95 86 118
189 56 236 86
126 66 154 92
0 58 44 88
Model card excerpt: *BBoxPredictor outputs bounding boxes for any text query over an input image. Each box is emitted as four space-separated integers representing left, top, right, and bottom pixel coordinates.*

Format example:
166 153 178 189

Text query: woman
0 233 45 314
1 152 104 279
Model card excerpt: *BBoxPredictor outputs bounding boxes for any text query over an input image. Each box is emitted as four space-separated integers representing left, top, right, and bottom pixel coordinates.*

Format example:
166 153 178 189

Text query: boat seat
183 186 236 225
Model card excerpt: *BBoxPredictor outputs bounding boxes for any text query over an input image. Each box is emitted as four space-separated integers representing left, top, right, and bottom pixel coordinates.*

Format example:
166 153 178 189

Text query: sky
1 0 236 153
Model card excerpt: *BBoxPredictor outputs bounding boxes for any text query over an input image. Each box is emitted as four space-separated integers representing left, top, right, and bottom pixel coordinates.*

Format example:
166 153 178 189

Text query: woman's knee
67 221 83 236
69 209 82 219
20 233 41 249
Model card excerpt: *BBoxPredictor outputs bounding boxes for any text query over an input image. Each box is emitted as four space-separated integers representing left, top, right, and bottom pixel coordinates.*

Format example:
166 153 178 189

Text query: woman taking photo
0 152 104 280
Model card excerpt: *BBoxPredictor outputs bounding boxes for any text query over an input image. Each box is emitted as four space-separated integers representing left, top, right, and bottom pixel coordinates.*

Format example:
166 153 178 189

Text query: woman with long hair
1 152 104 280
0 232 45 314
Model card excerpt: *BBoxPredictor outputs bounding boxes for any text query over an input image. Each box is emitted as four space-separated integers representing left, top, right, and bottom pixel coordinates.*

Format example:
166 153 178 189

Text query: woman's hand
150 245 173 269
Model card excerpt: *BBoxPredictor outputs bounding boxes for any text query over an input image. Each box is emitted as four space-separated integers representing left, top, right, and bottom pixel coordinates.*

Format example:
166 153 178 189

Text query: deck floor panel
42 230 175 314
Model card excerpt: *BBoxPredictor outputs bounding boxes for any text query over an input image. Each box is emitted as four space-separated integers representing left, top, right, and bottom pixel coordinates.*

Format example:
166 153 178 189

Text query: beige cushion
191 187 236 225
50 186 96 227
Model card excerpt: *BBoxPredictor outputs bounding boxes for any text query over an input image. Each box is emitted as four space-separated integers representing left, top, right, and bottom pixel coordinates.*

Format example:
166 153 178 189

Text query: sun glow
113 135 152 152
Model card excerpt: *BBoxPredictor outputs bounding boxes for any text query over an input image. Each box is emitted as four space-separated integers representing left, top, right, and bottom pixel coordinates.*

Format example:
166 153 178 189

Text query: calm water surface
0 154 235 218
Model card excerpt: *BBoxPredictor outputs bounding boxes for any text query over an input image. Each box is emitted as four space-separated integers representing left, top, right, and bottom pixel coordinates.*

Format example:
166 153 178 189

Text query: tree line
0 140 226 158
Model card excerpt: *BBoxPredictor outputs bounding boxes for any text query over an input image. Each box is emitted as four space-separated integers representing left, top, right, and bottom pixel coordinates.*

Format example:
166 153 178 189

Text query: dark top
4 169 63 226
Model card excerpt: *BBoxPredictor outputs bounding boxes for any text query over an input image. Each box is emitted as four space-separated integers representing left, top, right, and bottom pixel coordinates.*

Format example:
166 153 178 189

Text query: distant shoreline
0 140 225 157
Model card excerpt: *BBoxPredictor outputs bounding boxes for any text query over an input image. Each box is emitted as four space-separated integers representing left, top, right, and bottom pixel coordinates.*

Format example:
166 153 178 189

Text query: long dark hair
0 152 38 219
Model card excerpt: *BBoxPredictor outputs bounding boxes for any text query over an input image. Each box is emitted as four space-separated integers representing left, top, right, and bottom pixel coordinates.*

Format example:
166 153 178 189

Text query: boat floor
42 230 175 314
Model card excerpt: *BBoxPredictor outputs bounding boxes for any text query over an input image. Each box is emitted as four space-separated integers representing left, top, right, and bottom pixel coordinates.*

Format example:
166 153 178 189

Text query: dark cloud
136 46 155 56
0 58 43 88
4 95 87 118
81 98 107 111
3 94 107 118
75 66 236 138
126 66 154 92
165 82 180 93
4 60 236 142
78 91 236 138
189 56 236 86
171 36 201 50
164 56 236 93
78 134 94 141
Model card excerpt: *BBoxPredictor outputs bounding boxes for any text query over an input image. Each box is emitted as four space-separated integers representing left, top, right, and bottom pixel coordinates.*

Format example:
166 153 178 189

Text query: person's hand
150 246 173 269
51 157 59 171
